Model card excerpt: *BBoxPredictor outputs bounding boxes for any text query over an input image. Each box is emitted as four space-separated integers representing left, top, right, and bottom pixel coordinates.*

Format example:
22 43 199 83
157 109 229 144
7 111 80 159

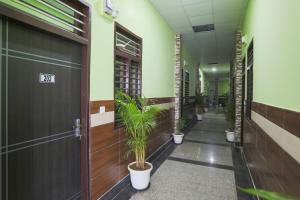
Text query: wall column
234 30 243 143
174 33 182 133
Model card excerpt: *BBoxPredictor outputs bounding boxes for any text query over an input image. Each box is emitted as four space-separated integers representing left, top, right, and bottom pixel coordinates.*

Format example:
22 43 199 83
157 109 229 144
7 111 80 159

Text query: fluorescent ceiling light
212 68 217 72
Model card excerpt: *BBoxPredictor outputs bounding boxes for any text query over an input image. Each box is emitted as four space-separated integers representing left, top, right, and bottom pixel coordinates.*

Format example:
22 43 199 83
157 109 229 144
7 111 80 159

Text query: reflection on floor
112 109 255 200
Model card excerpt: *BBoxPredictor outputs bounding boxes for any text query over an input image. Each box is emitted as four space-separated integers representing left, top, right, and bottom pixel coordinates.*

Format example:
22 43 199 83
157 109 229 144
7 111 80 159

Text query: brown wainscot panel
91 143 119 200
252 102 300 139
243 119 300 198
90 123 118 153
90 100 114 114
147 97 175 105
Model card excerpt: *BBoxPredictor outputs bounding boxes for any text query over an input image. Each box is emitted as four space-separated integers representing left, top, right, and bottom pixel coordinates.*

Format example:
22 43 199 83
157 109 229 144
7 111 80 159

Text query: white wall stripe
90 111 114 128
252 111 300 163
90 102 175 128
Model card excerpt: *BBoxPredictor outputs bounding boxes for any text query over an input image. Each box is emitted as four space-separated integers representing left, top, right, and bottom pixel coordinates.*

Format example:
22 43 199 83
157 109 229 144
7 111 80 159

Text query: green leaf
239 188 296 200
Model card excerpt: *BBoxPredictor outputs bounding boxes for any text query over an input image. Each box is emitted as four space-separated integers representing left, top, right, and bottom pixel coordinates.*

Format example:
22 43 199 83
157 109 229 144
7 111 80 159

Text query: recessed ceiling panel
181 0 211 5
189 14 214 26
183 1 213 17
213 0 243 12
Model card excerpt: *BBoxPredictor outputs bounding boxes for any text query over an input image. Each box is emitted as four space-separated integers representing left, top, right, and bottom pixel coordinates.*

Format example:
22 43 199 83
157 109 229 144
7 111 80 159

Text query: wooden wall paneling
119 139 134 180
90 100 114 114
243 119 300 198
90 123 117 153
283 109 300 138
147 97 175 105
91 143 119 200
252 102 300 139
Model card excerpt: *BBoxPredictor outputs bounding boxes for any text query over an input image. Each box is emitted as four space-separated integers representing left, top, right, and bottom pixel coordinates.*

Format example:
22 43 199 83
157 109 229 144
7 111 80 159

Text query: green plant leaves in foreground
240 188 297 200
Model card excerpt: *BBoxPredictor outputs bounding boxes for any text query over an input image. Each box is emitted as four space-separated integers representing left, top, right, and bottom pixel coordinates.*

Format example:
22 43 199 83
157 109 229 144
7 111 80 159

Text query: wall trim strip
90 111 114 128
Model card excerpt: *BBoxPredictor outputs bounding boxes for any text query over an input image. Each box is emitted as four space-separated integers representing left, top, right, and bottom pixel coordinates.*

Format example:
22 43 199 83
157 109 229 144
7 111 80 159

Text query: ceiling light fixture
212 68 217 72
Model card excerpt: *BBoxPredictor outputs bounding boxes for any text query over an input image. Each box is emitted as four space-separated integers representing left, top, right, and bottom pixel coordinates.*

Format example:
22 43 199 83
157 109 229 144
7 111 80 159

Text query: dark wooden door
1 17 82 200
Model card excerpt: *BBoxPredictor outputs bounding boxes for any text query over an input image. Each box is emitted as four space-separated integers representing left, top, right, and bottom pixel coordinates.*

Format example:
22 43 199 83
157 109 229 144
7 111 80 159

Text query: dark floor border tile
184 139 231 147
231 146 257 200
167 156 234 171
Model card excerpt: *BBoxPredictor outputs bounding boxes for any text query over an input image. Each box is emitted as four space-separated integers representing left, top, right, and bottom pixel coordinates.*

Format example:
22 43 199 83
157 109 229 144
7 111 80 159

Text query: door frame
0 2 91 200
241 57 246 146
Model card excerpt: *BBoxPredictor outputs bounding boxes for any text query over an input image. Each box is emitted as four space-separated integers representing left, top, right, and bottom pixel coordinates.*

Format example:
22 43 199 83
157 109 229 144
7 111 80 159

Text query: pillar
234 30 243 143
174 33 182 133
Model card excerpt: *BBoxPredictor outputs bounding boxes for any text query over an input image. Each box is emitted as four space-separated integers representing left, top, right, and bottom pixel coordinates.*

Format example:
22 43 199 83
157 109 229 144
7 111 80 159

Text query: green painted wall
2 0 198 100
182 46 197 97
218 79 229 96
88 0 177 100
242 0 300 112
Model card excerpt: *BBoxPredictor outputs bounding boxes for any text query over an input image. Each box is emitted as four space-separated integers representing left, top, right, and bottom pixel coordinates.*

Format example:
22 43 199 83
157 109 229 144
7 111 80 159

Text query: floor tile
170 142 233 166
185 131 227 144
130 160 237 200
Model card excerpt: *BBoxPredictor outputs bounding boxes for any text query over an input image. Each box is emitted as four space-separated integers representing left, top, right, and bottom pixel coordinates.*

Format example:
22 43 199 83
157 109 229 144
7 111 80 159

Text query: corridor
112 110 254 200
1 1 300 199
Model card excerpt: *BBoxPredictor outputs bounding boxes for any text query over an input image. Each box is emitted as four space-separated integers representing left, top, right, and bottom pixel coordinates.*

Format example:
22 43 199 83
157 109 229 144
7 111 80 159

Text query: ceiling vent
192 24 215 33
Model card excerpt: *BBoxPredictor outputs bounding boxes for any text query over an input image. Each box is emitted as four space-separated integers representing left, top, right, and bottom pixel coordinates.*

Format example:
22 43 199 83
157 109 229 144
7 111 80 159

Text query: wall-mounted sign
39 73 55 83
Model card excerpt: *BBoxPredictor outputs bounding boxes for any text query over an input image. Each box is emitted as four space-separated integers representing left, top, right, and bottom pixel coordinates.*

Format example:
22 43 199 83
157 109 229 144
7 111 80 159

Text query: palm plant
226 98 235 130
177 117 186 131
115 91 162 170
195 93 204 114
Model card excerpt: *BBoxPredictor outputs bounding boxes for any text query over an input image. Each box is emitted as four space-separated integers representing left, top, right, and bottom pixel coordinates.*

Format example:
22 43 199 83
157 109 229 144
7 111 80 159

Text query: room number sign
39 73 55 83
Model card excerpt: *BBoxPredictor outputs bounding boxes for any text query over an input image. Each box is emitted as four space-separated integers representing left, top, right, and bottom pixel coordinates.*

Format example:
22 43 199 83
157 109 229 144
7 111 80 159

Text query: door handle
73 118 82 140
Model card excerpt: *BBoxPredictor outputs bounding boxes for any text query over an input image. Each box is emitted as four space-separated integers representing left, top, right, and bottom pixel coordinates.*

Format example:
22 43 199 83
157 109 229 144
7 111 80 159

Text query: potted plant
203 96 209 112
195 93 204 121
115 92 162 190
173 117 186 144
225 98 235 142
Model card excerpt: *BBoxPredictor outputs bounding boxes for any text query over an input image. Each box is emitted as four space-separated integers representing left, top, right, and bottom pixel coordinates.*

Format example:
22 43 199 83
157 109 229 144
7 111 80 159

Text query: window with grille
6 0 89 38
114 23 142 128
246 40 253 119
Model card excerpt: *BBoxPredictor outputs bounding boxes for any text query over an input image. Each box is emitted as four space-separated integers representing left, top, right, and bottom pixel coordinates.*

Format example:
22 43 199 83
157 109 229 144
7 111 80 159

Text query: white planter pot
204 108 208 112
173 133 184 144
225 130 235 142
128 162 153 190
196 114 203 121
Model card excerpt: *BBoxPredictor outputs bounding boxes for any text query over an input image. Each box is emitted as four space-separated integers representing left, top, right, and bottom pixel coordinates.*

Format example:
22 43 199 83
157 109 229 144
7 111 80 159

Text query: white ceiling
150 0 248 76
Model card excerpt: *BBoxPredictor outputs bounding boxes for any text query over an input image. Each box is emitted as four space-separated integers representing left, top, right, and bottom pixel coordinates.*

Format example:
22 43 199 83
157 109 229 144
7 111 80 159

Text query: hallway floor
131 110 237 200
112 110 255 200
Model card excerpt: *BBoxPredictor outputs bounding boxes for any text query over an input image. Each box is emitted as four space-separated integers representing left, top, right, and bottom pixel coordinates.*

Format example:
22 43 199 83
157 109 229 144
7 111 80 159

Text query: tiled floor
111 109 255 200
170 141 233 166
129 110 238 200
130 160 237 200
